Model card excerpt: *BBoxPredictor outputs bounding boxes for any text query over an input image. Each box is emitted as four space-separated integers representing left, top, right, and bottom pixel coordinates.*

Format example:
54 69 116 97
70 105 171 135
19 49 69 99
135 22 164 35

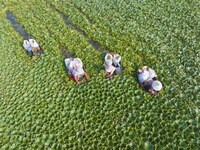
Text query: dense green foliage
0 0 199 149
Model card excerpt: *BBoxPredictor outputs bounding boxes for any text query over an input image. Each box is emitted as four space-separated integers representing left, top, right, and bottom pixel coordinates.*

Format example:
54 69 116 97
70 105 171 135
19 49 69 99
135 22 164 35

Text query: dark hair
152 77 157 80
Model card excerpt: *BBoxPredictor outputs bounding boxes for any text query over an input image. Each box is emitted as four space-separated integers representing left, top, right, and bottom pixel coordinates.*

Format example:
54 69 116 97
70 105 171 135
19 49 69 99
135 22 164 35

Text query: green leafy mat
0 0 199 149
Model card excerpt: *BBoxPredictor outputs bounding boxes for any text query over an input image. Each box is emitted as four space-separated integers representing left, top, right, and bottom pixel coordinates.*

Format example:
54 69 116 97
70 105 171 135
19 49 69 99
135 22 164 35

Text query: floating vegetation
0 0 199 149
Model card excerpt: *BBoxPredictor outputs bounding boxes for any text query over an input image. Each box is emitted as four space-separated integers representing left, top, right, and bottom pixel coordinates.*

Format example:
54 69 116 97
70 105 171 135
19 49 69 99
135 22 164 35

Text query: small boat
23 39 42 56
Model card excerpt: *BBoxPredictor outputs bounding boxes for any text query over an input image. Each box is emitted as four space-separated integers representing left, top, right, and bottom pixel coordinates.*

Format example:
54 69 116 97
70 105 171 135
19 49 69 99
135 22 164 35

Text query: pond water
6 11 30 39
61 13 102 51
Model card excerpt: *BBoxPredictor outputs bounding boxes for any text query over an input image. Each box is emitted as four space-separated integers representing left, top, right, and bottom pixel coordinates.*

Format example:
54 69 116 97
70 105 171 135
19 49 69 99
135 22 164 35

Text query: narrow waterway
60 13 104 52
6 11 30 39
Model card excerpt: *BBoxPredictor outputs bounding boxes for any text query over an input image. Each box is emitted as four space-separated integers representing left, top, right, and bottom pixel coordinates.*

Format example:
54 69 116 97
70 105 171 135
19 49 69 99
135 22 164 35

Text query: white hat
77 67 84 74
105 65 115 73
74 58 83 68
23 40 31 51
29 39 39 47
138 70 149 83
113 53 121 62
64 58 73 69
105 53 113 66
113 53 121 66
152 80 162 91
73 66 84 76
24 40 30 46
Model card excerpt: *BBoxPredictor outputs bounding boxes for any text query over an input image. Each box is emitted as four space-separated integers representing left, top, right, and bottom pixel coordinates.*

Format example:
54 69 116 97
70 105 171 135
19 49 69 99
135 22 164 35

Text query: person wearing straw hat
65 58 89 83
137 66 162 94
104 52 122 78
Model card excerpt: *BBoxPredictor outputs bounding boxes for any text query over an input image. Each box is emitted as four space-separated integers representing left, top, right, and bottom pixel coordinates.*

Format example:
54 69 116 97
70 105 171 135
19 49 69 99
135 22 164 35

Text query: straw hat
152 80 162 91
138 70 149 83
141 66 148 70
105 65 115 73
